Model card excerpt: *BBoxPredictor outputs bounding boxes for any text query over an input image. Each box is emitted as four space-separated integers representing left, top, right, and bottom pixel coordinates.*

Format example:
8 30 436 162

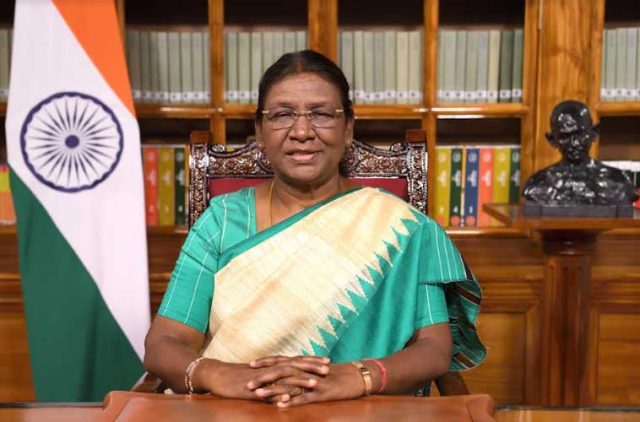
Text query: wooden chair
134 129 470 396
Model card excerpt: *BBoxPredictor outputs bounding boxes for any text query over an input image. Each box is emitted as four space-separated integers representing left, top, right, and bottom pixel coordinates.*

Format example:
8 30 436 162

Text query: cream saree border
202 187 419 363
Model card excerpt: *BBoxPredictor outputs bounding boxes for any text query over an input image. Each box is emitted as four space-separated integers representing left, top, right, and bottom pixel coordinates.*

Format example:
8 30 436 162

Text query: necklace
267 179 275 227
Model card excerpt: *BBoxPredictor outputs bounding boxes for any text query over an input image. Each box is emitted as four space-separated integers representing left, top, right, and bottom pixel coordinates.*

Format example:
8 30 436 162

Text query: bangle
351 361 373 396
365 358 388 393
184 356 206 394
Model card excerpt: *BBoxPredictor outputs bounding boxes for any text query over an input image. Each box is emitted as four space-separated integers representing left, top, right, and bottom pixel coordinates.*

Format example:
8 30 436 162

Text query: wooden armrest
131 372 164 393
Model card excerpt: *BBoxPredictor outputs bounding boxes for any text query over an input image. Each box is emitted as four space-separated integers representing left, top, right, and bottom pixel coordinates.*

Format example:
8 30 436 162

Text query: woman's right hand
192 355 330 402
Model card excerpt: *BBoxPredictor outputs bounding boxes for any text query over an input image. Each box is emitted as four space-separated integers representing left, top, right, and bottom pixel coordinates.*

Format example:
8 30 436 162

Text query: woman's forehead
264 73 341 105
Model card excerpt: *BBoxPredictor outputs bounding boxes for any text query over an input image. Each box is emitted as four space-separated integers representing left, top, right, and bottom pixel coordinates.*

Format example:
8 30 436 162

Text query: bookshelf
1 0 640 406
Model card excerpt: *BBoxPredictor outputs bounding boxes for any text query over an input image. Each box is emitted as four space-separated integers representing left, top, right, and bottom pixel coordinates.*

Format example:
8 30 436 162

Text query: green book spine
340 31 354 100
476 31 489 103
442 29 457 104
191 31 205 104
408 30 423 103
149 31 161 103
626 27 637 101
605 28 617 101
296 30 307 50
449 147 463 227
238 32 251 104
487 30 501 103
454 30 467 104
353 31 365 104
363 31 374 104
157 31 170 103
140 30 153 103
383 30 397 104
373 31 384 104
615 27 626 101
434 147 452 227
250 32 262 104
508 146 521 204
464 30 478 104
284 31 296 53
125 29 142 102
396 31 409 104
167 31 182 104
174 147 186 226
158 147 175 226
498 29 513 103
226 32 238 103
511 28 523 103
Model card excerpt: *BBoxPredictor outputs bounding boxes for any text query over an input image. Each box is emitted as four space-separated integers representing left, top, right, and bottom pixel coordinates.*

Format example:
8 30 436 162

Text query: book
498 29 514 103
373 31 385 104
157 31 170 103
125 30 142 102
615 27 626 101
436 29 445 103
284 31 296 54
296 30 307 51
0 164 16 225
464 30 479 103
604 28 617 101
226 32 238 103
511 29 524 102
487 30 501 103
140 30 153 103
237 32 251 104
363 31 374 104
142 147 159 226
174 147 186 226
509 146 521 204
203 31 210 102
396 31 410 104
272 31 284 63
383 30 397 104
441 29 457 104
149 31 161 102
626 27 638 101
454 30 467 104
340 31 354 100
492 146 511 226
167 31 182 104
449 147 463 227
463 148 480 227
180 32 194 103
408 30 423 103
434 147 452 227
353 31 365 104
158 147 175 226
476 31 489 103
250 32 262 103
191 31 205 103
477 147 494 227
262 31 274 73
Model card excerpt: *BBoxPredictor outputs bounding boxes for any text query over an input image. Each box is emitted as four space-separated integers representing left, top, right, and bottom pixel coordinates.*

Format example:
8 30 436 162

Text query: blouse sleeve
157 207 221 333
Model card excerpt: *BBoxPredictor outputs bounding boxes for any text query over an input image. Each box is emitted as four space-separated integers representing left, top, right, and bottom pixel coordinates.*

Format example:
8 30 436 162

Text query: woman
144 50 484 408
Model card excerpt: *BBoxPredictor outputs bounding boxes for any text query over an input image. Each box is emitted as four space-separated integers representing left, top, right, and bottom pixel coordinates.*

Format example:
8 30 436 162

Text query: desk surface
2 397 640 422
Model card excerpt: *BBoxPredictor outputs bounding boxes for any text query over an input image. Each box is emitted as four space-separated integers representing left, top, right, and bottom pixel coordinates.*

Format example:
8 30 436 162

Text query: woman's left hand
251 362 366 407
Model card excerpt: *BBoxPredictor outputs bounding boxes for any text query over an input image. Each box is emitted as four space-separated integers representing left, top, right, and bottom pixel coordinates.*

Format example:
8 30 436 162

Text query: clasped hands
194 355 368 407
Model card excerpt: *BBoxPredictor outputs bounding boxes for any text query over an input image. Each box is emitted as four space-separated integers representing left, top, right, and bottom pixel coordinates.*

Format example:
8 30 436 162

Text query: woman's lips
287 151 319 162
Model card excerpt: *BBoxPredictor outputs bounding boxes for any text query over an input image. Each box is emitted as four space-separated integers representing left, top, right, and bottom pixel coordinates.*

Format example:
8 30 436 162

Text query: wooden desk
0 403 102 422
484 205 640 407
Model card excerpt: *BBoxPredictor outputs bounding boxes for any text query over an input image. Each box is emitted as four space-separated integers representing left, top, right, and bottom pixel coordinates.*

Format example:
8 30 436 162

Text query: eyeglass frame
260 107 345 129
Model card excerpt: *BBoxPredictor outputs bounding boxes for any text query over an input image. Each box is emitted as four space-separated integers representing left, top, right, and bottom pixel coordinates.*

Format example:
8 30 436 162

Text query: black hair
254 50 354 123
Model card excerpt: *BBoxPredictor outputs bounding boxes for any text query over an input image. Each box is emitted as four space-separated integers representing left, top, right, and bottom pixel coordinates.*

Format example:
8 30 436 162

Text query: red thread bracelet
366 358 388 393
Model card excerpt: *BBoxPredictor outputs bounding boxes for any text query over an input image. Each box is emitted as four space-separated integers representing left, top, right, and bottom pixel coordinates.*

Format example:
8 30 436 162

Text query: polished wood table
484 204 640 407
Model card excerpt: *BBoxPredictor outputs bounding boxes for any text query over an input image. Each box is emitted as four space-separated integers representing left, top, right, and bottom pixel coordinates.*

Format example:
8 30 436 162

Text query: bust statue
522 100 638 217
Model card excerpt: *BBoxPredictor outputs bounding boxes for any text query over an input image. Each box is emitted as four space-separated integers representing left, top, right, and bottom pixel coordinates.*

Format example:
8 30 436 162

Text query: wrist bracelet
365 358 388 393
184 356 206 394
351 360 373 396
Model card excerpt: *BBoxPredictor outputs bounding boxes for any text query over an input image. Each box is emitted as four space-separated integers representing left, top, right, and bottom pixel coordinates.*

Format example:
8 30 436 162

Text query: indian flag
5 0 150 401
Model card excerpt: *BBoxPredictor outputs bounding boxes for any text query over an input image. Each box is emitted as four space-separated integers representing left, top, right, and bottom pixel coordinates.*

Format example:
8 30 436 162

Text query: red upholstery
209 177 408 201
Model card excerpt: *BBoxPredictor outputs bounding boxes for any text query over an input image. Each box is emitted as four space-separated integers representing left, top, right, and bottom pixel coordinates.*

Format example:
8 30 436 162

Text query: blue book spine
463 148 480 227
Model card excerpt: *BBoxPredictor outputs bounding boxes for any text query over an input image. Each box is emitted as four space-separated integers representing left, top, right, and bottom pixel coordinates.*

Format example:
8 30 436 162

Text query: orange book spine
477 147 494 227
143 147 159 226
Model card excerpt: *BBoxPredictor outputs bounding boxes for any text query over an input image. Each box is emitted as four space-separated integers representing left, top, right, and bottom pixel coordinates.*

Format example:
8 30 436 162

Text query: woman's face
256 72 353 188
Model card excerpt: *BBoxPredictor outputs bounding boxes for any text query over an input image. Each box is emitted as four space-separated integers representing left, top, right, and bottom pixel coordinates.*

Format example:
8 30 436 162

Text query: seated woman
144 50 485 407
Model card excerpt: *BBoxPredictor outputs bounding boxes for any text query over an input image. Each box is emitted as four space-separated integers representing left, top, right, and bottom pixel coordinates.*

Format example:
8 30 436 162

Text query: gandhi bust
522 100 638 216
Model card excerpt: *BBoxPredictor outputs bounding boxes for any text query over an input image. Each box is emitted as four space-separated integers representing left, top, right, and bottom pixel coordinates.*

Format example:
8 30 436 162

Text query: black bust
522 100 638 217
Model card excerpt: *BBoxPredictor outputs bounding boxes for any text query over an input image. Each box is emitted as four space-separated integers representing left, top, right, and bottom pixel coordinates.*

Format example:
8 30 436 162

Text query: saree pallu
199 187 485 372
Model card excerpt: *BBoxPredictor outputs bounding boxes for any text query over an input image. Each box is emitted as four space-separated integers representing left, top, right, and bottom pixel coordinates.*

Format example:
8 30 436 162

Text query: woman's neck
271 174 349 214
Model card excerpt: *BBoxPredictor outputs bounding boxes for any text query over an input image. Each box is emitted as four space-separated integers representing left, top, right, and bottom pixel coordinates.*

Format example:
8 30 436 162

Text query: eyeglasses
262 108 344 130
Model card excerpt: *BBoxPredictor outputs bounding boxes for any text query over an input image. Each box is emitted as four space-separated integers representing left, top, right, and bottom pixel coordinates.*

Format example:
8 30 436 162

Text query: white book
273 31 284 63
149 31 161 103
396 31 410 104
191 31 206 103
408 30 423 103
441 29 457 104
353 31 365 104
238 32 251 104
454 30 467 103
250 32 262 103
436 29 445 103
180 32 194 103
140 30 153 103
476 31 489 103
615 27 627 101
363 31 375 104
203 31 210 102
340 31 354 100
125 29 142 102
636 28 640 101
226 32 239 103
487 30 501 103
262 32 274 73
284 31 296 53
157 31 170 102
383 31 396 104
296 30 307 51
464 30 478 103
605 29 616 101
167 32 182 103
626 27 637 101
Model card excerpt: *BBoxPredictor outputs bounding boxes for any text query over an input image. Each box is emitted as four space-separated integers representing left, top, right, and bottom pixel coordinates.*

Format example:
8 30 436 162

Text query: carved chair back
187 129 434 228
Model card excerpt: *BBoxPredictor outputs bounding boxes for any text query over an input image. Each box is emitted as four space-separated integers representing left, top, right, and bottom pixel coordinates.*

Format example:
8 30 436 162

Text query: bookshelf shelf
447 226 527 238
354 105 427 119
135 104 216 119
0 225 15 235
222 104 256 119
431 103 528 118
147 225 188 236
596 101 640 116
